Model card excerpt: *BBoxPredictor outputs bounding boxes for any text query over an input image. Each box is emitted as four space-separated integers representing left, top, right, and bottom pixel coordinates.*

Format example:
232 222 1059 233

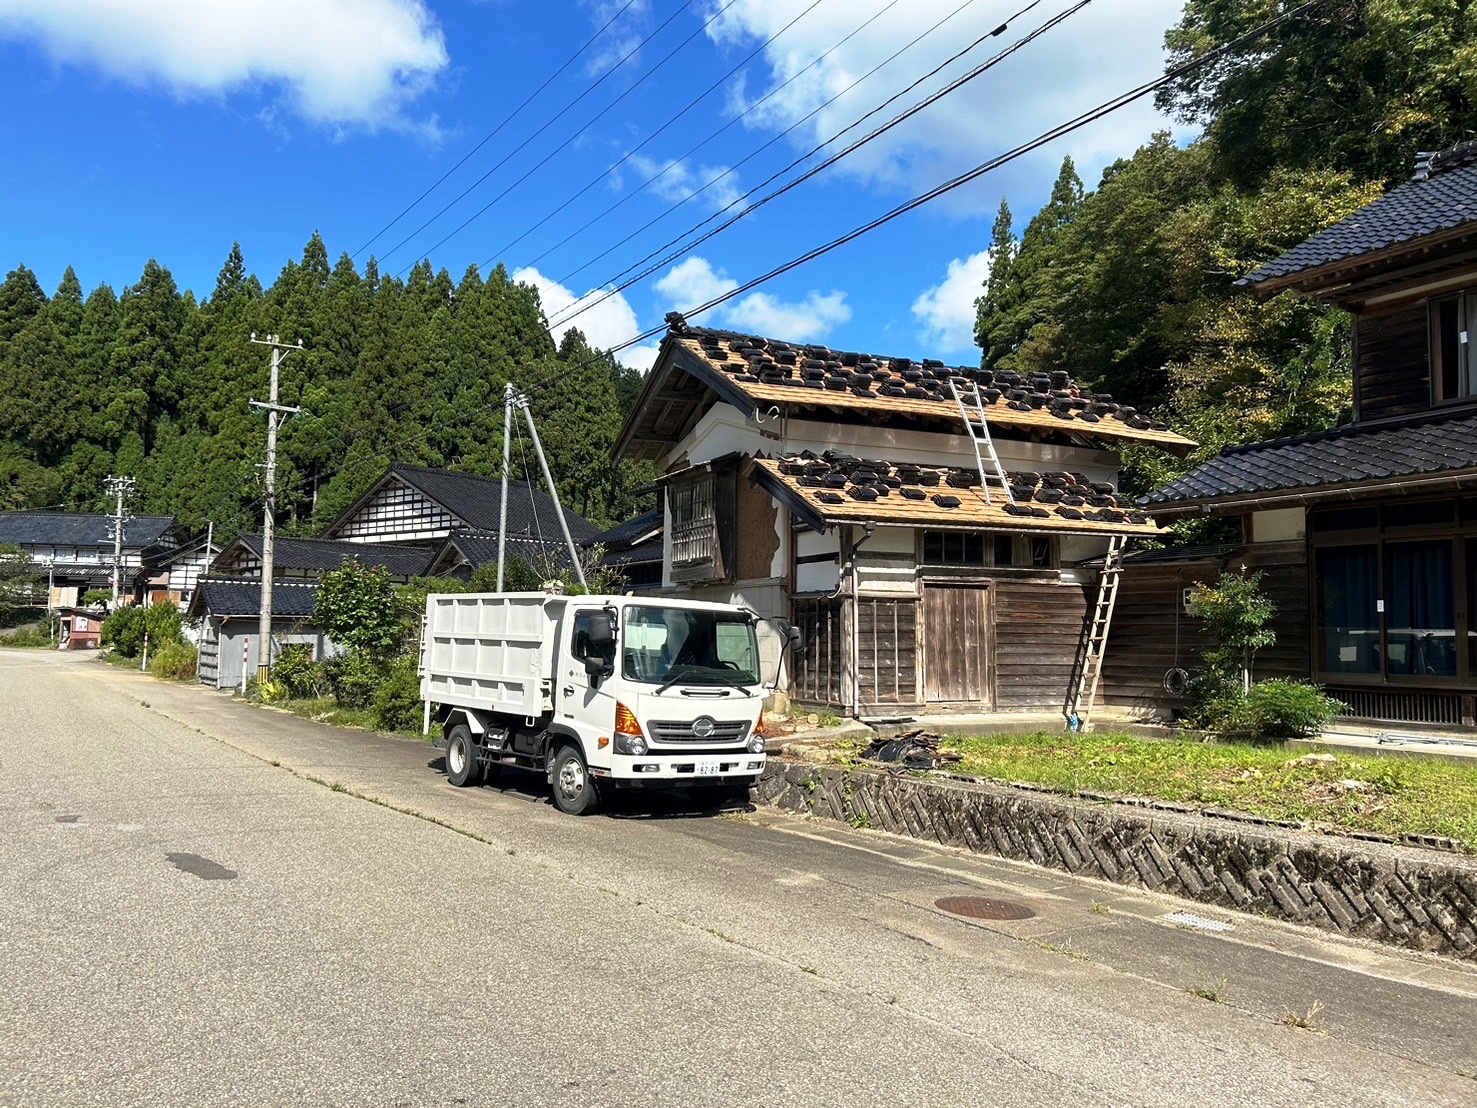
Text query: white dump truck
420 592 804 814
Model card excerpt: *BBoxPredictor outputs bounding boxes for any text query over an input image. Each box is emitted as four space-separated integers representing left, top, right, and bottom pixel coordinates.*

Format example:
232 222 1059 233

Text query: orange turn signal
614 702 643 738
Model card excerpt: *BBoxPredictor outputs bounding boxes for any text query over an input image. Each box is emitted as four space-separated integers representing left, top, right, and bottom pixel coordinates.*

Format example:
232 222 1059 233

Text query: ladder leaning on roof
1064 533 1128 733
949 379 1014 506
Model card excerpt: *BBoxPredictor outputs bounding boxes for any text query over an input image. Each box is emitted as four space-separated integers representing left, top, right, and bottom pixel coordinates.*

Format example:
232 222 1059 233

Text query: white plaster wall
1250 507 1305 543
795 529 841 594
855 526 918 596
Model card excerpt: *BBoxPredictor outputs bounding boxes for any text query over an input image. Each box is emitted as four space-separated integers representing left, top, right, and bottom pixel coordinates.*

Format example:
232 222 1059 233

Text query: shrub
1240 679 1348 739
323 650 385 709
102 602 183 658
272 645 323 698
314 562 401 659
259 678 289 704
80 589 112 608
373 654 423 732
148 641 198 681
0 624 53 648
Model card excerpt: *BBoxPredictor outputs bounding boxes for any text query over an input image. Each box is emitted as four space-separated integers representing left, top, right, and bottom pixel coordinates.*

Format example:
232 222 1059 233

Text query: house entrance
923 584 990 705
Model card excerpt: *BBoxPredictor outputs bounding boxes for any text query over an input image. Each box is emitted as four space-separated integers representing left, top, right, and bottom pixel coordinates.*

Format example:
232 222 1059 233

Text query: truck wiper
654 666 755 696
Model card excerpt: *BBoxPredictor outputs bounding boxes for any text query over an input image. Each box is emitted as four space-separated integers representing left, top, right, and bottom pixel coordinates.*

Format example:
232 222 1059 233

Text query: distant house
584 507 662 591
321 462 599 548
1139 140 1477 728
420 531 571 581
614 322 1193 715
0 511 189 608
212 534 437 583
186 578 337 689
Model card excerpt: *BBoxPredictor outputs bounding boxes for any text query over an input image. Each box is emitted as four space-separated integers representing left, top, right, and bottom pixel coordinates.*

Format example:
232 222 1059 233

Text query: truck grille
647 719 751 745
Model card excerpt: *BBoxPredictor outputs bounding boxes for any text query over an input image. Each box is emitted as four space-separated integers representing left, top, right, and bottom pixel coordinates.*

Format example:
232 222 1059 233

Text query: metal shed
185 578 339 690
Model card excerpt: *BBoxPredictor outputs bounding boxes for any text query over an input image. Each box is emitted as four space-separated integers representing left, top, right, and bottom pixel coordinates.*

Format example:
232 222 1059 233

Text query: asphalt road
4 649 1477 1107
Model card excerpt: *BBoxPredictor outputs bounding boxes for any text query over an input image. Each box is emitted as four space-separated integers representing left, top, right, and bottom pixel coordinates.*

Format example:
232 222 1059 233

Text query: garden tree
1187 567 1277 692
0 544 37 616
1160 0 1477 187
313 561 402 659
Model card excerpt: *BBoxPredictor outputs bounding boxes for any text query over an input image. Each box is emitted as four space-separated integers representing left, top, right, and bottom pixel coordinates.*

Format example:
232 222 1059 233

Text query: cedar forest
1 0 1473 542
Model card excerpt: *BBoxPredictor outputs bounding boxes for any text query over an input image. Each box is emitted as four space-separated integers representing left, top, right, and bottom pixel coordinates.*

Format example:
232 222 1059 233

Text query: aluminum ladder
949 380 1014 505
1064 533 1128 732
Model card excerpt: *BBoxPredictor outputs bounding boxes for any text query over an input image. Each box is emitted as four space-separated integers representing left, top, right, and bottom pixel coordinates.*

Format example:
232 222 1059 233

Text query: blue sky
0 0 1185 369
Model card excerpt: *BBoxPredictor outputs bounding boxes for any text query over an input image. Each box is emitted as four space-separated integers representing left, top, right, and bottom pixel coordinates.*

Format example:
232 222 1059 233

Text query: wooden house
1141 140 1477 728
211 534 437 584
186 579 338 690
614 321 1194 715
0 511 188 608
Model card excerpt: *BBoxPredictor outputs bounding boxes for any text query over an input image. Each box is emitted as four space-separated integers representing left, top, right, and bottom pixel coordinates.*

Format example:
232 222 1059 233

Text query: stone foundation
757 761 1477 959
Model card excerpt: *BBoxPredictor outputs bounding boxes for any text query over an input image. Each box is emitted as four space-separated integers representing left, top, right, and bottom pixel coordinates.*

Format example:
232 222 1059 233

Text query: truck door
562 608 618 759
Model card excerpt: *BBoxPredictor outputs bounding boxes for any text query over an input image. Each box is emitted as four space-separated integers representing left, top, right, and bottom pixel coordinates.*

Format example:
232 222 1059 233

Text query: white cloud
512 265 657 368
911 249 990 353
702 0 1186 212
627 153 747 214
654 255 850 341
0 0 448 129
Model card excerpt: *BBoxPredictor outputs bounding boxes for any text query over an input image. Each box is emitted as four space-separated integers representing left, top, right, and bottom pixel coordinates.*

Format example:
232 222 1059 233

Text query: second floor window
669 475 715 567
1432 290 1474 402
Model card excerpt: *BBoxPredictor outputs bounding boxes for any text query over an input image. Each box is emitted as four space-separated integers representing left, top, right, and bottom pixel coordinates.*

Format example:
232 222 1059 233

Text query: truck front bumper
596 752 766 785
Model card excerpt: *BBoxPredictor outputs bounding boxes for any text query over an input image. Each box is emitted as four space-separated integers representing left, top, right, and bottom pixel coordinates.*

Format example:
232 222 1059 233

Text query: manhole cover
935 895 1035 921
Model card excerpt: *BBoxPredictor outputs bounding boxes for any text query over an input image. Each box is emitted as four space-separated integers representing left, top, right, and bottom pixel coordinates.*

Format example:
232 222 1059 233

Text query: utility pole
497 383 513 591
515 392 587 588
248 333 305 684
103 475 137 607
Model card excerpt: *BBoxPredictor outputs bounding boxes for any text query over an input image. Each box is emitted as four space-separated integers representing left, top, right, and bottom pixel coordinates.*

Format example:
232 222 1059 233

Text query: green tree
0 544 38 616
313 561 402 658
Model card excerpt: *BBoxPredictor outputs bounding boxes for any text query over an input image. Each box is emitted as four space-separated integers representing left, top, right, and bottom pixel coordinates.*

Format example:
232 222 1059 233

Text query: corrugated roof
1241 140 1477 290
752 454 1164 537
1144 410 1477 511
188 578 320 619
388 464 599 542
0 512 177 550
233 535 436 577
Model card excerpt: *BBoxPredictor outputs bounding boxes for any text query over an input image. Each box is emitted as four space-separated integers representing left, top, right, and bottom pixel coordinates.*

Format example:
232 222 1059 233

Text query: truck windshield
621 606 760 686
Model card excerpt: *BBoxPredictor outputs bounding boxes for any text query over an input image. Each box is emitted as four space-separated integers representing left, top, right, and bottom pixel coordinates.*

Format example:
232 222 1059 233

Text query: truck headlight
615 732 647 756
748 736 765 754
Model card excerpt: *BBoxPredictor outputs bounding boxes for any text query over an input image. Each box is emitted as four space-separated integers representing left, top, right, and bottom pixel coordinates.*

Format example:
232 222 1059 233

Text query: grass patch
941 731 1477 850
1280 1000 1325 1032
1188 976 1228 1002
272 696 425 740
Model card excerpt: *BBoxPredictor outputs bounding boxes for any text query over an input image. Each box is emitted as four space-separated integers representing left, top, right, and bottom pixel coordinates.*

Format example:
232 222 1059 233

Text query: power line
481 0 830 267
352 0 643 259
382 0 718 269
255 0 1333 515
547 0 991 301
547 0 1067 333
518 0 913 275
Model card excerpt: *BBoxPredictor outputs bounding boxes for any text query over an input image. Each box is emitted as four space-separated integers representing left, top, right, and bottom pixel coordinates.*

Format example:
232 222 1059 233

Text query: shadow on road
425 756 752 820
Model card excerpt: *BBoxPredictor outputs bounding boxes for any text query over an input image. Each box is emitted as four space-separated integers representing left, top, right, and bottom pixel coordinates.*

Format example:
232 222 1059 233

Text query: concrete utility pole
248 333 305 684
497 383 514 591
103 475 137 607
515 392 586 588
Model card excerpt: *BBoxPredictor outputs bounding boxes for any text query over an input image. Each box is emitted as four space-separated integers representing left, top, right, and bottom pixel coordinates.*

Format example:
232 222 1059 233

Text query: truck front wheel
550 744 599 815
445 724 482 788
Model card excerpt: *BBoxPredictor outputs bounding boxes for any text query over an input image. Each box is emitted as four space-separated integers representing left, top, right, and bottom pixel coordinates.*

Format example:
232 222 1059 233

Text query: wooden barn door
923 584 991 706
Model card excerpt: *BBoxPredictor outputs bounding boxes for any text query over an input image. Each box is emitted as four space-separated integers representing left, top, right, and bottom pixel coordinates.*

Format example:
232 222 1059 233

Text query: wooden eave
1249 226 1477 306
1147 465 1477 519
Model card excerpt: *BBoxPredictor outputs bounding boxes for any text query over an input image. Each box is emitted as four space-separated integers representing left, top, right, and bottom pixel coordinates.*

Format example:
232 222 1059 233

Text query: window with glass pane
1432 291 1474 402
1383 540 1456 676
1316 545 1379 674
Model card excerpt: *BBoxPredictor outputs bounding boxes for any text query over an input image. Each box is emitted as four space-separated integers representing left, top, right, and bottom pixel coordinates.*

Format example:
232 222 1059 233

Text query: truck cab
422 593 801 814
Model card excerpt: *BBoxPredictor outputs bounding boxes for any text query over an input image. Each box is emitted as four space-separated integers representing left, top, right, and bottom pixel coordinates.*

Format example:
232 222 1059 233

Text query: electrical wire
386 0 741 271
546 0 984 293
482 0 830 266
220 0 1332 525
353 0 643 259
547 0 1065 332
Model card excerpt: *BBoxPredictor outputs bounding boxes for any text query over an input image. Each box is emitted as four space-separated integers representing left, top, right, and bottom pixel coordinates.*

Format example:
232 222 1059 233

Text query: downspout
848 521 877 721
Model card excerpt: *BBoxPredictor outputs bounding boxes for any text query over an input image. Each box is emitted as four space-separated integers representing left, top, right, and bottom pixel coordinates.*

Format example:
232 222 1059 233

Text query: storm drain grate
935 896 1036 921
1162 911 1234 933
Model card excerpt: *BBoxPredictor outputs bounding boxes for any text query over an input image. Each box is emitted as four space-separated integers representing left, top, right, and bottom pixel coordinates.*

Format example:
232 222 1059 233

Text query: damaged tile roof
666 326 1195 454
753 452 1164 537
1241 139 1477 290
1144 410 1477 511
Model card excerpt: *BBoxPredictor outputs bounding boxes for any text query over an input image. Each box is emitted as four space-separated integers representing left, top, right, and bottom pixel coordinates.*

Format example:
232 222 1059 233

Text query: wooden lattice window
670 474 716 573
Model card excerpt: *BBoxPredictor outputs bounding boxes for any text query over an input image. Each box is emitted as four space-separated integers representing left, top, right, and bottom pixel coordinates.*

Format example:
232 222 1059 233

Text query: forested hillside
976 0 1475 497
0 236 651 534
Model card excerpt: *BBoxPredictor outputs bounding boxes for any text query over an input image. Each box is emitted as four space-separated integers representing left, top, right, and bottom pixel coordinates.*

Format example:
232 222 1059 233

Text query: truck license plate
694 759 722 776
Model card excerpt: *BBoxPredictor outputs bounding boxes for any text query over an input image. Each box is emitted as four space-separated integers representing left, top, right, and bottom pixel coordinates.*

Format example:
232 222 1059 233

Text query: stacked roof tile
754 452 1162 536
671 328 1195 454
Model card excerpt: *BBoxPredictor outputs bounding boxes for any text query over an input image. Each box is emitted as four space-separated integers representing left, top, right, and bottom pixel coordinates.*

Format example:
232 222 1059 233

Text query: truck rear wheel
445 724 482 788
550 744 599 815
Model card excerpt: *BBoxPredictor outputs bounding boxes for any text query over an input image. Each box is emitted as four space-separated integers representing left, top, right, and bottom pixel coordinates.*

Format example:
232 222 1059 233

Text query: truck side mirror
587 615 615 647
783 621 806 658
584 653 611 679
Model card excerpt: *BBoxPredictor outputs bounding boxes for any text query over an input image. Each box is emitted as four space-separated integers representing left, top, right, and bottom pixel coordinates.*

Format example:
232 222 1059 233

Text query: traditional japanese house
211 534 437 583
0 511 188 607
614 319 1195 715
1142 140 1477 728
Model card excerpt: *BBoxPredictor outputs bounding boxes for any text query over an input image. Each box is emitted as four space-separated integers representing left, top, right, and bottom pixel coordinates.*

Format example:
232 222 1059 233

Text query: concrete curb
757 759 1477 960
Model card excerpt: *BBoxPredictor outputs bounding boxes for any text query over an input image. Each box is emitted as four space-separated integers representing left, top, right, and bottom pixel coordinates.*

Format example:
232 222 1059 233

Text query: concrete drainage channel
755 760 1477 960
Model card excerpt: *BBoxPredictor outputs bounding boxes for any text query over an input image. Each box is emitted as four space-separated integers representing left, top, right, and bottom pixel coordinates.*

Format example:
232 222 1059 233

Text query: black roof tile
0 511 177 549
1242 139 1477 288
585 507 661 550
1145 410 1477 508
188 578 320 619
234 535 436 577
389 464 599 542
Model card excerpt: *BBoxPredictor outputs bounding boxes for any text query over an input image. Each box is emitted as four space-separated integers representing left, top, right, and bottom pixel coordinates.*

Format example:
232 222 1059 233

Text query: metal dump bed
421 592 565 717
